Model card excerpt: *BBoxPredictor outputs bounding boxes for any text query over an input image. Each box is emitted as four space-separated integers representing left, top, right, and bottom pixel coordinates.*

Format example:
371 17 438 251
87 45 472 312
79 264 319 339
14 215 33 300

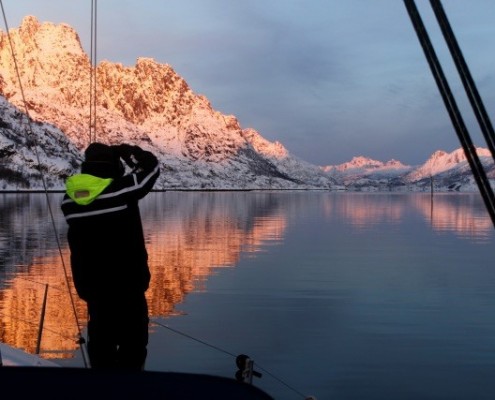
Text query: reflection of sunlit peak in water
243 215 286 252
335 193 492 241
1 191 493 368
337 194 405 229
0 192 289 362
145 211 287 316
0 251 85 359
413 194 493 242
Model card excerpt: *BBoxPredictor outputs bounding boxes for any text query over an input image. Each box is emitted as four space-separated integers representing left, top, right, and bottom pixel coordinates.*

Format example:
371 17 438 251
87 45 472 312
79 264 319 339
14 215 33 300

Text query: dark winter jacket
61 144 160 301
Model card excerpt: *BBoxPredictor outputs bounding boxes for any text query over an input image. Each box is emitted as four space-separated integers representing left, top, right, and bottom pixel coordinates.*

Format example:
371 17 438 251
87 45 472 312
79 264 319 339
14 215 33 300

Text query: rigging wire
151 319 312 400
403 0 495 228
89 0 98 144
0 0 89 367
429 0 495 164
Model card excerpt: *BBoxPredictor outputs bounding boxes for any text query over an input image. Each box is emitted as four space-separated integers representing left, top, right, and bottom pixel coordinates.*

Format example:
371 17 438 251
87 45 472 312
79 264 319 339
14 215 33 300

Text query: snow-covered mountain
0 16 493 192
323 148 495 192
0 16 334 190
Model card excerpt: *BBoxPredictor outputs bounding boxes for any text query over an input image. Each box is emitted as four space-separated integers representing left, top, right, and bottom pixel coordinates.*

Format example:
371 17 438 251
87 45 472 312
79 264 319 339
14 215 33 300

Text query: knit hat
81 142 124 179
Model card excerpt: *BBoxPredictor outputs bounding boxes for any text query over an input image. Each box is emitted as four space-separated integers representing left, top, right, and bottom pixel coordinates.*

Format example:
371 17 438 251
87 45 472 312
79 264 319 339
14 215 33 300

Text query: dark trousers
86 292 149 370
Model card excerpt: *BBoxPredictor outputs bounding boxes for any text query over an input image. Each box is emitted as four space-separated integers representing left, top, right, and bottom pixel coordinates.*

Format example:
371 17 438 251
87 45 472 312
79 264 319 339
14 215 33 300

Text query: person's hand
114 144 137 167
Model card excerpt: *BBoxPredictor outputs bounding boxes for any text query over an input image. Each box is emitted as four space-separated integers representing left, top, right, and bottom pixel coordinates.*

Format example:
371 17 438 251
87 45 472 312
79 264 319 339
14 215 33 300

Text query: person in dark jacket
61 142 160 369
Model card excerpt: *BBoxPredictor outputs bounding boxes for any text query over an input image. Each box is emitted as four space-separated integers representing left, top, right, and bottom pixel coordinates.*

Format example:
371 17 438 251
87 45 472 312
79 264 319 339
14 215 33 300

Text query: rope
89 0 98 144
151 319 311 399
152 319 237 358
0 1 89 368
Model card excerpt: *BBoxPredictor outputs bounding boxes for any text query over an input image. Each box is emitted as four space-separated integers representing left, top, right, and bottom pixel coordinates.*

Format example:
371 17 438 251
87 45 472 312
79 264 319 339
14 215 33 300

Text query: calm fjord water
1 191 494 399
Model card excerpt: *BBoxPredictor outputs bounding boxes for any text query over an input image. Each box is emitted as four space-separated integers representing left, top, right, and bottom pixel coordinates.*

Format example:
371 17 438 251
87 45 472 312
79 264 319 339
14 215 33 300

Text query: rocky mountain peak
384 159 407 168
326 154 412 172
0 16 89 104
18 15 84 56
0 16 333 190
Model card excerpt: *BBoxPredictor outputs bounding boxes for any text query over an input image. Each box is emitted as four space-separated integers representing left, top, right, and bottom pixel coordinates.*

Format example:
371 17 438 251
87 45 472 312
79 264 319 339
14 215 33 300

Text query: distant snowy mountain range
0 16 493 192
323 148 495 191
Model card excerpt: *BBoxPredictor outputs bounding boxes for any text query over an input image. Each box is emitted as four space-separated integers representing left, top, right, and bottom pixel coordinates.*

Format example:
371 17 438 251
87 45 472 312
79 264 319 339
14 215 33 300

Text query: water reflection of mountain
0 194 66 283
0 251 86 358
0 192 490 360
0 194 82 357
0 192 287 359
332 193 491 239
144 192 287 316
412 193 492 239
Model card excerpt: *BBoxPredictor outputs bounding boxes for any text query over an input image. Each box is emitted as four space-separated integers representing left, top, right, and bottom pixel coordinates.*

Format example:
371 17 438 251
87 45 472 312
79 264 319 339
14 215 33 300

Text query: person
61 142 160 369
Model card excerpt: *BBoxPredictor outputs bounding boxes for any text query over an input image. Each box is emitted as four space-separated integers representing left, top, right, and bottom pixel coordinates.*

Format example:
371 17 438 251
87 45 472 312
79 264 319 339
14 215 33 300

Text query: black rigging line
429 0 495 164
89 0 98 144
403 0 495 228
151 319 311 399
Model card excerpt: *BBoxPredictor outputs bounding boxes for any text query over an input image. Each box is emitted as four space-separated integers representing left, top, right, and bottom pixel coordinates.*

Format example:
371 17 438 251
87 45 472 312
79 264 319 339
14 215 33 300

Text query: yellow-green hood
65 174 113 205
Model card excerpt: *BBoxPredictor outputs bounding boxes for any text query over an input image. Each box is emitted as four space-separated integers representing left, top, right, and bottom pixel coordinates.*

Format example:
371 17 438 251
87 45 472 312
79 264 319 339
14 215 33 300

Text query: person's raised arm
114 144 158 173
